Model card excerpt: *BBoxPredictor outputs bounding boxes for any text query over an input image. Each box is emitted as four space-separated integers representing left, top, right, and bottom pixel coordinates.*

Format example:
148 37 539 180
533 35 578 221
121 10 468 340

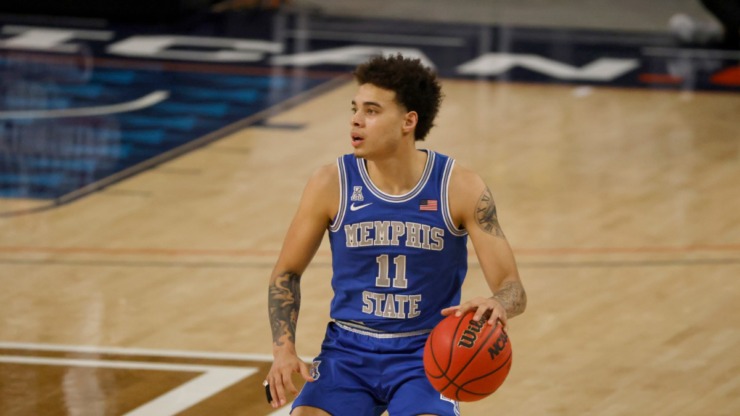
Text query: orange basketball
423 310 512 402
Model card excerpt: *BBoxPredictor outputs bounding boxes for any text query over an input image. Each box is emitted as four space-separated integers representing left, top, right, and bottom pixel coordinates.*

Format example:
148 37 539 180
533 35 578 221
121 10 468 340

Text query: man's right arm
268 271 302 347
265 163 338 407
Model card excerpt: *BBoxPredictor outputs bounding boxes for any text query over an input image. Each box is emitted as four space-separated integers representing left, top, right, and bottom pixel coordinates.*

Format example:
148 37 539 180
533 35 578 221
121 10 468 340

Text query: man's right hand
265 347 315 408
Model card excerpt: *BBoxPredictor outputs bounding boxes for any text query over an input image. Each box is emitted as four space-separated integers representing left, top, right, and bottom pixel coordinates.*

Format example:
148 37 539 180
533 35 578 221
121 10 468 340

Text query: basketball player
266 54 526 415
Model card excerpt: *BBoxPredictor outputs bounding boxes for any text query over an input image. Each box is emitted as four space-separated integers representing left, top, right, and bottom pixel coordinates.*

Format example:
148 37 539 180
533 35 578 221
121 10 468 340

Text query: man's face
350 83 410 159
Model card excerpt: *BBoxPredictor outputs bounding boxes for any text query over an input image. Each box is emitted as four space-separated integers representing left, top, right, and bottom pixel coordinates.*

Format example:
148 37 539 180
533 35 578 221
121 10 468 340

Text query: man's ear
403 111 418 134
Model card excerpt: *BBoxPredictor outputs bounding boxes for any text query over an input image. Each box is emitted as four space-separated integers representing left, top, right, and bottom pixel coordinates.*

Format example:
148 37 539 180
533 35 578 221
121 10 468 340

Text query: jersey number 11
375 254 408 289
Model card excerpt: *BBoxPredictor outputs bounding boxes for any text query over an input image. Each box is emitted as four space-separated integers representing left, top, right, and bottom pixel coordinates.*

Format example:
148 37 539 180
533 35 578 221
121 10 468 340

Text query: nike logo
350 202 373 211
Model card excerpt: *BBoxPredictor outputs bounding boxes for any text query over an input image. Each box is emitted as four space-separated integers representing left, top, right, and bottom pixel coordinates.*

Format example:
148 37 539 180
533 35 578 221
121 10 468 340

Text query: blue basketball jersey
328 150 469 333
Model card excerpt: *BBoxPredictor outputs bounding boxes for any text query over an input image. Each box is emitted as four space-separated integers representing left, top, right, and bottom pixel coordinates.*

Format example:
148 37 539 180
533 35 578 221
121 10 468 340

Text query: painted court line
1 243 739 257
124 368 256 416
0 355 257 416
0 342 306 415
0 341 314 363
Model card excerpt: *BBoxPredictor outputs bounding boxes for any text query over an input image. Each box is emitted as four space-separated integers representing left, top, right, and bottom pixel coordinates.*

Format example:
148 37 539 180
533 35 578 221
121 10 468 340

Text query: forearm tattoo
268 271 301 346
493 280 527 318
475 187 505 238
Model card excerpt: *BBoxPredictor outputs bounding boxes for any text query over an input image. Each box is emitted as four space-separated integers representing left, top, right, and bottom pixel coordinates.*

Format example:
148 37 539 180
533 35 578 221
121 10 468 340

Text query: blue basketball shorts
291 322 460 416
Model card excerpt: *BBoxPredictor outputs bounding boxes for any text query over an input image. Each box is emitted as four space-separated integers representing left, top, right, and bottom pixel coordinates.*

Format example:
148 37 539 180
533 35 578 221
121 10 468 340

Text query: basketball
423 310 512 402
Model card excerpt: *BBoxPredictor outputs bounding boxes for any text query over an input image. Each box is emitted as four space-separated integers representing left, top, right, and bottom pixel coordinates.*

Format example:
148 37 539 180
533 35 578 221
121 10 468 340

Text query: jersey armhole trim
442 159 468 237
329 157 347 232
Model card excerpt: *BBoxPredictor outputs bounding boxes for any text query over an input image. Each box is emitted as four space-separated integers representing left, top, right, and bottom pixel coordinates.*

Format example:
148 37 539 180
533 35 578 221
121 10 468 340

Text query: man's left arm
441 167 526 327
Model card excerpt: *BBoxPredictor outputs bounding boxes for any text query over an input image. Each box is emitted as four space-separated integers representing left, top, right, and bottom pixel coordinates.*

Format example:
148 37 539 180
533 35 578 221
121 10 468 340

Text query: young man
266 54 526 415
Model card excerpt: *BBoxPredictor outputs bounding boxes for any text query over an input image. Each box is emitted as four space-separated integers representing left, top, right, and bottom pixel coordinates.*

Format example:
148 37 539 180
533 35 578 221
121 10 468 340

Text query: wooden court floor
1 80 739 415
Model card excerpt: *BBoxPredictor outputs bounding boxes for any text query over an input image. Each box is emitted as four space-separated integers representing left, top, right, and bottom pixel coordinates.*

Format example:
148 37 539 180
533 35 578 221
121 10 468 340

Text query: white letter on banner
457 53 638 81
272 46 435 69
108 35 283 62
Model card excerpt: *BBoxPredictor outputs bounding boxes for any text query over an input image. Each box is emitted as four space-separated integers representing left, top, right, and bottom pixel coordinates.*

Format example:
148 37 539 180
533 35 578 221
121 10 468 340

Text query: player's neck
365 147 428 196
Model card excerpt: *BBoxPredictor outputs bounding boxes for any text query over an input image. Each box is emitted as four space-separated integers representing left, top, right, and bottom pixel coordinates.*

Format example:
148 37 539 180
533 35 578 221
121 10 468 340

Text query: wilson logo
457 318 485 349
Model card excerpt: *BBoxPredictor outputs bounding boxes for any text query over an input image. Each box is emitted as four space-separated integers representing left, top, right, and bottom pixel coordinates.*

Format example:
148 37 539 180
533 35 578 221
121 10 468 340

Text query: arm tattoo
475 187 505 238
268 271 301 346
493 280 527 318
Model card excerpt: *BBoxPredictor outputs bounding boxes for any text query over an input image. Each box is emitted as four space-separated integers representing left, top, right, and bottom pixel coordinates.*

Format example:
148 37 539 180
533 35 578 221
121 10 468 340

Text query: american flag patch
419 199 438 211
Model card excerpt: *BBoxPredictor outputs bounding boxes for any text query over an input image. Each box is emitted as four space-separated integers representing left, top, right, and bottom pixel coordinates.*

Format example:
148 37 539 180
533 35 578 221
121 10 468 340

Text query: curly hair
353 54 443 141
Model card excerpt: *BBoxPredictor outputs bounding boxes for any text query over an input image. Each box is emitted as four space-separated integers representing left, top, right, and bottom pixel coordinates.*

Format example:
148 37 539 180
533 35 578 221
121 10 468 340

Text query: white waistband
334 320 432 339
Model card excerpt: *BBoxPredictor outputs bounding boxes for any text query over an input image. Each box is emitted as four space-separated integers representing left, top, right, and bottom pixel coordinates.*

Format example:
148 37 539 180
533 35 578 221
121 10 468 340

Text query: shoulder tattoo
475 187 505 238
